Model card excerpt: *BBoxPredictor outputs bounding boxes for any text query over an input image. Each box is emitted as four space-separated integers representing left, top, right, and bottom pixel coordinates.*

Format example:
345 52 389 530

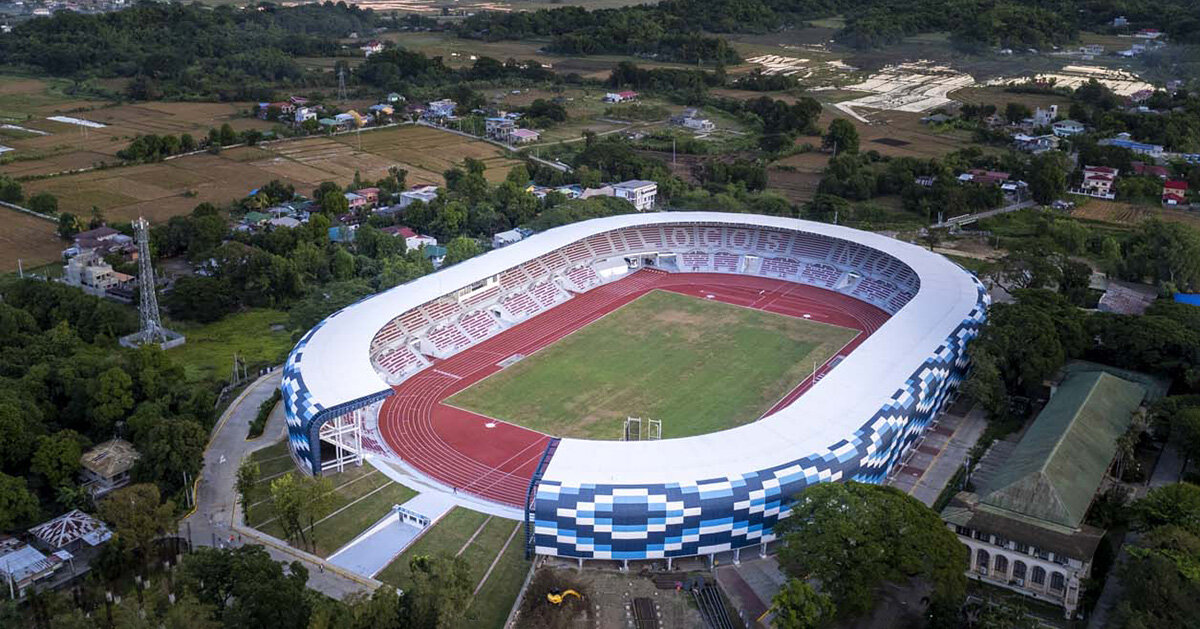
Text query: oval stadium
281 211 989 562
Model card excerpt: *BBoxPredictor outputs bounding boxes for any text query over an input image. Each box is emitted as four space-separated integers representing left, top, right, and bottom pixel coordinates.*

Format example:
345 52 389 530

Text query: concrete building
29 510 112 555
381 226 436 252
0 537 67 598
1052 120 1086 137
398 185 439 209
492 228 525 248
510 128 540 144
62 250 122 294
80 439 139 498
941 368 1159 618
1079 166 1118 199
612 180 658 211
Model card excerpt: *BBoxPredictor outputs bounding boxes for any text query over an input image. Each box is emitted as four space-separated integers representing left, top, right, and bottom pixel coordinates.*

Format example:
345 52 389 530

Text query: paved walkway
180 370 375 600
887 406 987 507
326 492 456 578
1087 438 1188 629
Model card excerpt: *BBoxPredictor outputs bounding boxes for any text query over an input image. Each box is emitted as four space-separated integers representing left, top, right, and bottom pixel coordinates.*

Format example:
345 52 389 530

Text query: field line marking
473 522 522 596
457 516 493 557
252 474 389 529
248 468 378 510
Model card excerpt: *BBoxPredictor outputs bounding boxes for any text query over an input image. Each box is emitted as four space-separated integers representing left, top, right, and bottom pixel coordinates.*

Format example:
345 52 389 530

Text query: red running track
376 270 891 508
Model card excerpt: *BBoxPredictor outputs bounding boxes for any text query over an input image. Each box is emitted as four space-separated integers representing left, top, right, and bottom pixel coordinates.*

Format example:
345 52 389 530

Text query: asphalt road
179 370 376 600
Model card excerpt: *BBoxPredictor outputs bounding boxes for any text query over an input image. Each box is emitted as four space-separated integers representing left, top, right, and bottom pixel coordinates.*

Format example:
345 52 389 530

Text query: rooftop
975 370 1147 529
80 439 139 479
29 510 112 550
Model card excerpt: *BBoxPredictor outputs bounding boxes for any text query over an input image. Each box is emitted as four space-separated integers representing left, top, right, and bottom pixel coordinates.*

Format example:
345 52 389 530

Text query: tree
180 546 310 628
32 430 85 489
0 472 39 530
775 482 967 619
28 192 58 214
165 276 238 323
269 473 308 547
56 212 82 239
136 418 206 495
91 366 135 434
1130 482 1200 536
218 123 237 146
0 175 22 204
772 579 835 629
1026 151 1069 205
235 460 260 520
443 236 482 266
401 553 473 628
1004 102 1032 124
99 483 176 568
823 118 860 154
1172 407 1200 468
322 189 349 216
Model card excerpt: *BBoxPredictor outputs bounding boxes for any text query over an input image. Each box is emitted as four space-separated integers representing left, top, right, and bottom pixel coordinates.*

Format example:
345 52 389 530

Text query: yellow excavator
546 589 582 605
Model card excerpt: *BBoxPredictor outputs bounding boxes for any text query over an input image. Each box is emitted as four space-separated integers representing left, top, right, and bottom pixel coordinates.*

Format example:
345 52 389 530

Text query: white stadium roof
297 212 981 486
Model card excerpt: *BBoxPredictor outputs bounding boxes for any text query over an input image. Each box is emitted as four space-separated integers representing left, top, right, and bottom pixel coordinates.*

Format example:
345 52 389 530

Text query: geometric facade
281 212 989 559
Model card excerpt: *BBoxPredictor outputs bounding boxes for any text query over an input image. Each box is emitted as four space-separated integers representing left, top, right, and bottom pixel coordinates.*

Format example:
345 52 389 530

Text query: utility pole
337 67 348 103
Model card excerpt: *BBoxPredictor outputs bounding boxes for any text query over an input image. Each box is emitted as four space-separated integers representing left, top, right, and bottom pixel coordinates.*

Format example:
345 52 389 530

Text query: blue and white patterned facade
281 309 390 475
529 278 989 559
282 213 988 553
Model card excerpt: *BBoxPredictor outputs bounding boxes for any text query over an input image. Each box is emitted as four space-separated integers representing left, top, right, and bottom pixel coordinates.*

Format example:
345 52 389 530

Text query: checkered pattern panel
531 277 990 559
281 309 391 474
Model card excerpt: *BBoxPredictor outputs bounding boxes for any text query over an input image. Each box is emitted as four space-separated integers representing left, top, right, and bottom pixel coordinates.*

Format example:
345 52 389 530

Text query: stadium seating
532 280 568 307
459 310 499 341
461 285 502 309
374 344 425 376
428 324 471 354
761 257 800 278
564 265 601 292
713 252 740 273
501 291 541 320
801 263 840 288
680 251 711 272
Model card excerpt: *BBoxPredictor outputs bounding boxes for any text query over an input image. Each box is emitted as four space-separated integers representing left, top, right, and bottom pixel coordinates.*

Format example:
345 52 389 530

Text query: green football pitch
446 290 859 440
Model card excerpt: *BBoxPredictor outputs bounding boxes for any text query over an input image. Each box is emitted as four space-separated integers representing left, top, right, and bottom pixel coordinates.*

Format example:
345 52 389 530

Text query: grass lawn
375 507 531 627
165 308 293 382
242 443 416 557
448 290 858 440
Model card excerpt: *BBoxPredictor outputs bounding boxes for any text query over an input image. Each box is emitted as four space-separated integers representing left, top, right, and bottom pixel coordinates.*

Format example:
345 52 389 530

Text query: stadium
281 212 989 562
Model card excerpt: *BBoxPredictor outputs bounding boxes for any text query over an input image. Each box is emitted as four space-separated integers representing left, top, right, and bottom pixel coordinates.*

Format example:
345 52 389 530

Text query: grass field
0 209 64 273
448 289 858 440
164 309 294 382
375 507 530 628
243 441 417 557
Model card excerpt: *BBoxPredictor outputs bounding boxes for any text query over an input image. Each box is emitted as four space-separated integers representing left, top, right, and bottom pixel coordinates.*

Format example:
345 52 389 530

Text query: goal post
624 417 662 441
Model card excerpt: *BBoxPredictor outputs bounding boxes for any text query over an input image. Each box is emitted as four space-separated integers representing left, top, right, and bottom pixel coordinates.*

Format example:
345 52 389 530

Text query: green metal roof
976 371 1146 530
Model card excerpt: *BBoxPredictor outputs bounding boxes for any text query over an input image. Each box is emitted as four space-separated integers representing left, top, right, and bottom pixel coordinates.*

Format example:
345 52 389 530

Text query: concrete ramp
326 493 455 578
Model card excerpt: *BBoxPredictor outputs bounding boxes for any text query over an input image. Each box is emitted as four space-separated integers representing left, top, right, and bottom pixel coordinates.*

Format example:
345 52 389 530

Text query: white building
492 228 525 248
399 185 439 209
1052 120 1086 137
612 180 658 211
683 117 716 132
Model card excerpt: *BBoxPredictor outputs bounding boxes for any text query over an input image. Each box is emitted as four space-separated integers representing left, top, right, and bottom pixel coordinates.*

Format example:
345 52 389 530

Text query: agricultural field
1072 199 1200 231
448 289 859 440
0 210 65 273
243 441 417 558
1 86 277 179
18 124 522 220
375 507 530 628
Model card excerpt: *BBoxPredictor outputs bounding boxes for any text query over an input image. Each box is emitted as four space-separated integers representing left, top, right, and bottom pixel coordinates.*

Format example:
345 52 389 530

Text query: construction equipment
546 589 582 605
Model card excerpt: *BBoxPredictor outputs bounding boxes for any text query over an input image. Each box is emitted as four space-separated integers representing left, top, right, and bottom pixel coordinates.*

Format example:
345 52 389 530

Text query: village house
510 128 540 144
613 180 658 211
398 185 439 209
79 439 139 498
941 366 1164 619
30 510 113 556
61 250 130 296
1132 161 1170 179
344 192 368 213
603 91 638 104
958 169 1011 187
1099 133 1164 159
1163 180 1189 206
381 226 437 251
294 106 318 125
0 536 68 598
425 99 457 119
423 244 447 268
1052 119 1086 137
355 187 380 208
485 117 515 140
360 40 384 56
63 225 135 259
1013 133 1060 154
1079 165 1119 199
